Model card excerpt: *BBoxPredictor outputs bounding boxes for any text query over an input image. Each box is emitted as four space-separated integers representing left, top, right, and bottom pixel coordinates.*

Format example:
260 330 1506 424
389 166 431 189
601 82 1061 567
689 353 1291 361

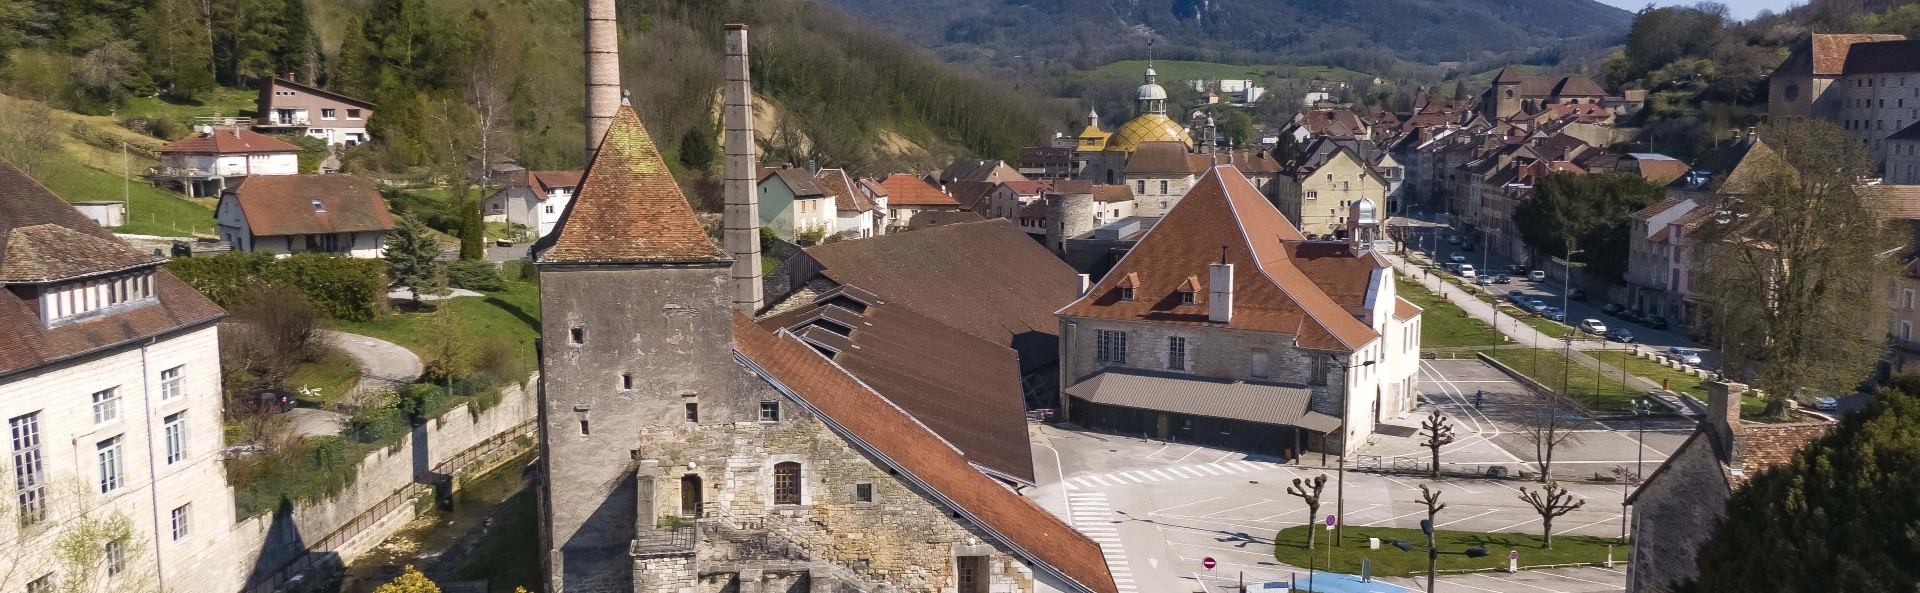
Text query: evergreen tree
1681 377 1920 592
141 0 215 98
678 125 717 172
384 215 444 303
332 17 376 97
272 0 316 82
459 193 483 261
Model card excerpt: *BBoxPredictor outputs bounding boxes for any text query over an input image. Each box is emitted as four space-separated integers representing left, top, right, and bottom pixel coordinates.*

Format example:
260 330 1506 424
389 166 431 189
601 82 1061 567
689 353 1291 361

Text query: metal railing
631 526 698 557
1891 333 1920 354
257 117 312 127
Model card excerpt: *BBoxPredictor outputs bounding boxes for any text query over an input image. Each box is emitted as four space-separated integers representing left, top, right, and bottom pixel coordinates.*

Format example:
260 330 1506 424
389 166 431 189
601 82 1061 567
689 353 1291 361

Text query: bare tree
1421 410 1455 479
1284 474 1330 550
1692 119 1900 417
1512 384 1580 479
0 99 63 176
1416 485 1447 592
1518 481 1586 549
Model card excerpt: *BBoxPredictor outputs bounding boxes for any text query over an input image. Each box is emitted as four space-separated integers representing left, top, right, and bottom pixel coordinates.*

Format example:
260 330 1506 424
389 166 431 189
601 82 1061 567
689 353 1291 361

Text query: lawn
326 277 542 378
1482 348 1639 412
121 86 259 126
1398 279 1502 348
1586 351 1768 417
1518 316 1576 340
36 152 216 237
1272 525 1621 577
287 346 361 406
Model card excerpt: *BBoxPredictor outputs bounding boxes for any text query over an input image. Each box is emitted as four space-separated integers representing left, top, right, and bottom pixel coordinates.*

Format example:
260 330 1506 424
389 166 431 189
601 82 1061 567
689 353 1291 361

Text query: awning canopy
1065 369 1343 433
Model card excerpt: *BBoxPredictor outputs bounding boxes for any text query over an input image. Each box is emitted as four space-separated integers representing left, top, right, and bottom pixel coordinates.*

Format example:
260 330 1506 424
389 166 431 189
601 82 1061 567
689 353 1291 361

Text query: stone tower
532 105 736 593
1046 186 1095 254
1489 65 1523 121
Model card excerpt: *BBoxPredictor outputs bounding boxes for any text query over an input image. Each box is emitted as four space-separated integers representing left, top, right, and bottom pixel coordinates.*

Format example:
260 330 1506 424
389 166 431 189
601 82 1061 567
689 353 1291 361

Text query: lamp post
1334 355 1376 546
1393 530 1489 593
1622 397 1653 540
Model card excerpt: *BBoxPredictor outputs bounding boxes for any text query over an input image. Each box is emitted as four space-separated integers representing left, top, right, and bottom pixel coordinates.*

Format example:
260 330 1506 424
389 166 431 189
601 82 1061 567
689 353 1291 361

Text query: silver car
1667 347 1703 366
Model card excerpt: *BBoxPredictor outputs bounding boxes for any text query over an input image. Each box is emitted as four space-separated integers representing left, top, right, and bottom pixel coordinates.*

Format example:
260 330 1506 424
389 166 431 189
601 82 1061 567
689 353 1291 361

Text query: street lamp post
1623 398 1652 540
1334 355 1376 547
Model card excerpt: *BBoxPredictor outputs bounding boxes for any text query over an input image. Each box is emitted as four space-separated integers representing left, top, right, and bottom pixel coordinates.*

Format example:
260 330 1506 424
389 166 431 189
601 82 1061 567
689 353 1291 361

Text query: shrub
447 260 506 292
219 286 321 393
474 336 517 380
167 251 388 321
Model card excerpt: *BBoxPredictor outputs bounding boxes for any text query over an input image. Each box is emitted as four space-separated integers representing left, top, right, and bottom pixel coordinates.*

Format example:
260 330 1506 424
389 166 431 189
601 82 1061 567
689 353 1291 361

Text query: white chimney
1078 273 1091 296
583 0 620 160
1209 262 1234 324
723 23 763 314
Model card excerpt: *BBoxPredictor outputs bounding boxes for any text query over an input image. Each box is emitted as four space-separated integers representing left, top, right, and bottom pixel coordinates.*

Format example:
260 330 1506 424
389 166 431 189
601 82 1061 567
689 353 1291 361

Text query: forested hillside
0 0 1070 187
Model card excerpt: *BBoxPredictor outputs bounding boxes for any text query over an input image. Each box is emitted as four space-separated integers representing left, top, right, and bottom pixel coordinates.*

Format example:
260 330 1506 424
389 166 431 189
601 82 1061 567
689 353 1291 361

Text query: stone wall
1059 316 1345 415
1626 432 1726 593
184 376 539 593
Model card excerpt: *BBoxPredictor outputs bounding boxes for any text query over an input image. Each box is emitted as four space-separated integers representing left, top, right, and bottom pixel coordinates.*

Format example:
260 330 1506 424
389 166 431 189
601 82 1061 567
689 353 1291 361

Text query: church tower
1488 65 1524 121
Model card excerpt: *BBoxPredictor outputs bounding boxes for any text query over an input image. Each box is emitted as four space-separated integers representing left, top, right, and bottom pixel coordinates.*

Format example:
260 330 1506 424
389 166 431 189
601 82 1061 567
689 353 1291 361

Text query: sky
1592 0 1804 20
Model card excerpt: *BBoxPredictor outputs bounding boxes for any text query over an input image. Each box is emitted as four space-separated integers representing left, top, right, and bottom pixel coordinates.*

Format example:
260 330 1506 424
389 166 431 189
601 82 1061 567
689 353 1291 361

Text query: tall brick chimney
1704 379 1748 472
583 0 619 159
723 23 763 314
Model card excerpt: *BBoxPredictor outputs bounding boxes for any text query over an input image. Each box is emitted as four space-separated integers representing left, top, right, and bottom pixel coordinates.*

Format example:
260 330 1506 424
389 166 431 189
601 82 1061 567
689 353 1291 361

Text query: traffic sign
1509 550 1518 560
1202 557 1216 570
1325 514 1336 530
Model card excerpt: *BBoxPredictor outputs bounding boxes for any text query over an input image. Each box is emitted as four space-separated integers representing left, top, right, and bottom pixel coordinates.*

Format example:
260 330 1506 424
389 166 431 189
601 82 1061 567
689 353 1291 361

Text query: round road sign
1202 557 1216 570
1326 514 1337 526
1510 550 1519 560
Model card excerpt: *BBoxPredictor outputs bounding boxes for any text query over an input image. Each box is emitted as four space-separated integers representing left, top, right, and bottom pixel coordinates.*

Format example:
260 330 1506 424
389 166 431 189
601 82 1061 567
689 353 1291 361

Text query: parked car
1509 264 1528 275
1578 319 1607 334
1601 303 1625 316
1526 299 1546 312
1528 270 1547 282
1606 328 1636 343
1568 288 1587 301
1508 290 1525 299
1667 347 1702 365
1476 275 1494 286
1815 396 1840 411
1458 264 1476 279
1646 315 1671 330
1447 235 1462 245
1493 274 1511 284
1621 310 1645 323
1450 253 1467 263
1541 307 1566 322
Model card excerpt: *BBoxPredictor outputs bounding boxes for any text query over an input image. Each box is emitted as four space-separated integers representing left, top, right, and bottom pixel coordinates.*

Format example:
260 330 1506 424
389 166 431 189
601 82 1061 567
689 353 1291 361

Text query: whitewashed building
157 128 301 198
481 170 582 239
216 174 394 257
0 158 232 593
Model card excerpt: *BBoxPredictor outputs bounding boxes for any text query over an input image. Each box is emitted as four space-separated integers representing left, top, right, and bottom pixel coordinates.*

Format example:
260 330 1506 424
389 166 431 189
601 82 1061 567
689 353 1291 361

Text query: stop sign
1202 557 1216 570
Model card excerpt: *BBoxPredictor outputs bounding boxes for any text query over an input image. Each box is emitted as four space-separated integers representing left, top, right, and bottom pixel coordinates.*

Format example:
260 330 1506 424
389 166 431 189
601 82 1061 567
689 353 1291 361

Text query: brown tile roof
731 313 1117 593
535 106 726 263
1813 34 1907 75
1285 241 1389 314
1093 184 1135 203
1547 75 1607 97
1050 180 1095 195
1124 141 1206 175
1058 167 1379 351
939 159 1029 184
758 285 1035 484
1019 200 1049 220
857 178 889 199
1491 65 1523 84
226 175 395 237
815 168 876 212
947 180 999 211
1 224 163 283
879 174 958 206
158 129 302 155
1631 196 1690 222
802 219 1079 372
258 76 375 110
0 158 224 377
1844 39 1920 74
1735 423 1833 485
1882 186 1920 220
905 210 987 230
1394 296 1421 321
762 167 826 197
1001 180 1051 195
531 170 583 193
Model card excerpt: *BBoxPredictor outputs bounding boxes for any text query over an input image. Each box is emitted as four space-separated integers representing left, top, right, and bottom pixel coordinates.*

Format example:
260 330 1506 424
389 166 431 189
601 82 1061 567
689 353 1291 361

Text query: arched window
774 462 802 505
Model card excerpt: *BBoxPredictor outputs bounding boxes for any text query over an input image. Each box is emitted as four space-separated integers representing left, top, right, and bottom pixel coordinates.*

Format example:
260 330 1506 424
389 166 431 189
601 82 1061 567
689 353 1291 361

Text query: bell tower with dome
1083 60 1196 185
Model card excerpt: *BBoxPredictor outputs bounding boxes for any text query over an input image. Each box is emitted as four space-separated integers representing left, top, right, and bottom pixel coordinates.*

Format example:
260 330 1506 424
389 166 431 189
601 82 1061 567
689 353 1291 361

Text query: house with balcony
254 76 374 146
156 128 301 198
215 174 393 257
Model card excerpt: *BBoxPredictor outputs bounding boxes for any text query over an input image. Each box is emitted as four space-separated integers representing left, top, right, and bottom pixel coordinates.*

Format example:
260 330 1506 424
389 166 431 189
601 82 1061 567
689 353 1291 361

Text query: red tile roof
1394 296 1421 321
879 174 957 206
731 312 1117 593
226 175 395 237
815 168 877 213
535 106 726 263
158 129 302 155
1057 166 1379 351
1734 423 1833 485
531 170 583 194
1813 34 1907 75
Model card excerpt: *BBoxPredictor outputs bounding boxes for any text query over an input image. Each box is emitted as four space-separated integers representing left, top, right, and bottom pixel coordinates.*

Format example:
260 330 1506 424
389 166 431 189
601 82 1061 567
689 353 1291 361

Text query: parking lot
1027 359 1699 593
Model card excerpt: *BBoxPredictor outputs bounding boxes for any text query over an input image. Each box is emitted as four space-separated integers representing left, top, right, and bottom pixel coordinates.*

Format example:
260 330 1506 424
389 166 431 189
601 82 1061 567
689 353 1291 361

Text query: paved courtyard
1027 359 1700 593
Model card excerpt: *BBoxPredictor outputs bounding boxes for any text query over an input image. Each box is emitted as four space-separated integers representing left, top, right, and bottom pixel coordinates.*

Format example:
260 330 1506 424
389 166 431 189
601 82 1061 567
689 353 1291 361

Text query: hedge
167 251 388 321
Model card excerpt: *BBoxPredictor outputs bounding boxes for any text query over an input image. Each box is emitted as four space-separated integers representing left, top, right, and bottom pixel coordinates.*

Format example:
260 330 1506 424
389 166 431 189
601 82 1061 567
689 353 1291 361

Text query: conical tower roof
535 105 728 264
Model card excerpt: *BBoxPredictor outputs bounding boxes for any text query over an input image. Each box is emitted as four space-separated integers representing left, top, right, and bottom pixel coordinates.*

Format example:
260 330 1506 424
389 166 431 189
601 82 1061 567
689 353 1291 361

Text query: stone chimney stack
723 23 763 314
582 0 620 159
1209 260 1234 324
1705 379 1749 471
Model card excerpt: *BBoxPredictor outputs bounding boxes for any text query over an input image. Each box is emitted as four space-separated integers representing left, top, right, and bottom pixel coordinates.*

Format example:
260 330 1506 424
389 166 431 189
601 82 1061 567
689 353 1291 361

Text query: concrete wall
1890 138 1920 184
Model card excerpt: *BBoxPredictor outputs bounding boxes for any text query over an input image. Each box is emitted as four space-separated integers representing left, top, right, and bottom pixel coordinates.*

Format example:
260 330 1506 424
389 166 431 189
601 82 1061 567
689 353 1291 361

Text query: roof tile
535 106 727 263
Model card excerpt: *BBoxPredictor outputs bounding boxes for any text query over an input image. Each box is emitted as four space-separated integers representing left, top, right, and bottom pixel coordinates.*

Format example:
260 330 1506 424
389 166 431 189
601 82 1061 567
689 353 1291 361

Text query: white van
1458 264 1476 279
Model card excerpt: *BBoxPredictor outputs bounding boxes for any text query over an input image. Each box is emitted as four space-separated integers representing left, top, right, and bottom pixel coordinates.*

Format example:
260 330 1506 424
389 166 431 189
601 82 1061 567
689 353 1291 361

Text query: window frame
10 413 45 526
164 411 188 465
759 401 781 422
160 365 184 401
772 462 802 505
1167 336 1188 372
97 436 122 494
92 387 120 426
1095 329 1128 364
170 504 190 541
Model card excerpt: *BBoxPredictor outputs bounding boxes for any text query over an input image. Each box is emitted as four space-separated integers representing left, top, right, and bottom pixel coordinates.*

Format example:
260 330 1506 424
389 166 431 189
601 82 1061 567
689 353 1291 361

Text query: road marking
1173 446 1205 462
1488 516 1541 532
1145 443 1171 459
1134 471 1163 482
1115 472 1144 483
1200 498 1275 518
1088 474 1112 486
1213 451 1239 464
1151 469 1179 480
1471 572 1569 592
1361 508 1435 526
1207 463 1241 474
1533 568 1620 586
1149 496 1227 515
1194 465 1224 475
1064 483 1078 491
1556 514 1623 535
1067 492 1137 593
1435 509 1500 527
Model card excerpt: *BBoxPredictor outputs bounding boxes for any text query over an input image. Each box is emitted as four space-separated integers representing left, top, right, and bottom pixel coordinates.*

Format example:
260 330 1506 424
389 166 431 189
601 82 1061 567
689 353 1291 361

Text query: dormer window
1177 275 1200 306
1120 287 1134 301
39 270 157 325
311 200 324 212
1115 271 1140 302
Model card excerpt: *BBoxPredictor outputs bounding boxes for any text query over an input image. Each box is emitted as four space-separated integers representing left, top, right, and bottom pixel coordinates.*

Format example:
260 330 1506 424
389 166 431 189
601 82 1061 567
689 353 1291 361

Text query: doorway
680 474 702 518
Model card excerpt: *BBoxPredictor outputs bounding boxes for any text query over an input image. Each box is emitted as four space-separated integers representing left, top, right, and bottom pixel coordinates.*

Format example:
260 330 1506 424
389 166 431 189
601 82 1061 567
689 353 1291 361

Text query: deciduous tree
1421 410 1455 479
1511 172 1662 283
1517 481 1584 549
1282 474 1330 551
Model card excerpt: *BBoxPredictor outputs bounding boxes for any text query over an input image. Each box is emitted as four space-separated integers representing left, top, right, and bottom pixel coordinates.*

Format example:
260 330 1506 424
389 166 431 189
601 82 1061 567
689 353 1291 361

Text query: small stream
334 448 538 593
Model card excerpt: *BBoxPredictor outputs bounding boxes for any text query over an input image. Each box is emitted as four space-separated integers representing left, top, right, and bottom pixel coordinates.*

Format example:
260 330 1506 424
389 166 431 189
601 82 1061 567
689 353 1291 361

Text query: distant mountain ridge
815 0 1633 67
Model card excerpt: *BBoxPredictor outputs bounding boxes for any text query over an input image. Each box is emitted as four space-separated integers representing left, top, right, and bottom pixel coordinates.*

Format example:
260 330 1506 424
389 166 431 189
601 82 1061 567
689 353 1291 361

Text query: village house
1275 138 1391 238
1122 141 1211 218
481 169 583 239
253 76 374 146
988 179 1052 220
531 95 1117 593
1767 34 1918 172
813 168 887 239
1020 146 1080 179
1044 183 1134 255
1057 166 1422 458
1626 381 1832 593
877 173 961 229
156 127 302 198
936 158 1030 186
0 158 233 591
215 174 394 257
756 165 836 242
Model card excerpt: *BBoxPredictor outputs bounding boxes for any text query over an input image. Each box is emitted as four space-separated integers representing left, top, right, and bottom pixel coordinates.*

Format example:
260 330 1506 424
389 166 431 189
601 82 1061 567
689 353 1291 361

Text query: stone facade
1275 151 1389 238
1624 431 1726 593
1059 317 1343 416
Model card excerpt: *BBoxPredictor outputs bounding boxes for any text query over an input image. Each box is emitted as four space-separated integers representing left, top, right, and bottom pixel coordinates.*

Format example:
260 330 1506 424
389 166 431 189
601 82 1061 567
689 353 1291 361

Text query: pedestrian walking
1474 390 1485 409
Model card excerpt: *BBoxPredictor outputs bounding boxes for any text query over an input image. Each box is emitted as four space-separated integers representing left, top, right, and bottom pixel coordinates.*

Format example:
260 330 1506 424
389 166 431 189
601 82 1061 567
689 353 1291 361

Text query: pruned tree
1518 481 1585 549
1692 119 1900 418
1513 383 1580 479
385 215 445 304
1421 410 1455 479
1283 474 1330 550
458 193 484 261
1417 484 1447 591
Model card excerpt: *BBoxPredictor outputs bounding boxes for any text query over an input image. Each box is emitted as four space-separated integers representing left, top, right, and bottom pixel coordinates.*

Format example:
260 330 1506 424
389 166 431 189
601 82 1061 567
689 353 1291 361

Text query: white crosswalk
1067 492 1137 593
1063 460 1283 490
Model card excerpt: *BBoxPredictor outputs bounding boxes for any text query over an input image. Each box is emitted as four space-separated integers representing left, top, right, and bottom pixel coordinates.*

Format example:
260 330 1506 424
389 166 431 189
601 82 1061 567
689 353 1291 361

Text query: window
1159 180 1169 194
957 556 987 593
1095 329 1127 364
685 402 699 423
1306 190 1317 200
621 373 632 390
1136 180 1146 193
1309 356 1329 386
760 401 781 422
1119 287 1134 302
164 412 187 464
1251 349 1270 379
105 540 124 577
97 436 122 493
169 505 190 541
160 365 184 400
10 413 44 526
321 109 336 120
311 199 325 212
346 109 361 119
1906 289 1914 311
92 388 120 425
579 419 590 436
1180 290 1195 306
854 483 873 503
773 462 801 505
1167 336 1188 371
570 327 584 344
1904 321 1912 340
545 205 555 214
25 574 50 593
